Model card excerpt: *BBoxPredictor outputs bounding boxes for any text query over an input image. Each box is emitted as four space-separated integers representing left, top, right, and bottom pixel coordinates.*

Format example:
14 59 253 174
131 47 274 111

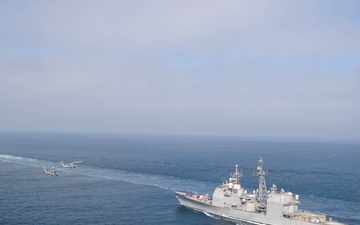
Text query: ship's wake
0 154 214 193
0 154 59 168
202 211 220 220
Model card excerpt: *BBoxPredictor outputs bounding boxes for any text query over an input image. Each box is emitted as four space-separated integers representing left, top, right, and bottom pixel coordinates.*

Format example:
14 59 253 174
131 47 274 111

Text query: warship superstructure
175 158 345 225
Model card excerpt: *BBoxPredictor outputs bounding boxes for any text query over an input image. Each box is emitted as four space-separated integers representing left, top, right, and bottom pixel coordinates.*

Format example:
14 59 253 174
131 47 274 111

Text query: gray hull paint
177 193 338 225
177 193 266 225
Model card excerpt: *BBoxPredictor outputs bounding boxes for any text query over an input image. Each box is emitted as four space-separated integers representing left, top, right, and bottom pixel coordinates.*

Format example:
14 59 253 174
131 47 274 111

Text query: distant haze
1 1 359 141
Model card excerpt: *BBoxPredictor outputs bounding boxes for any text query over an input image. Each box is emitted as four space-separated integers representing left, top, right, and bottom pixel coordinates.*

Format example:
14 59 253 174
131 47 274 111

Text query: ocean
0 132 359 225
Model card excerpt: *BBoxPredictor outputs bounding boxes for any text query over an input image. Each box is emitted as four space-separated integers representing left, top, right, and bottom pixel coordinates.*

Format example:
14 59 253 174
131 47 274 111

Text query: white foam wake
0 154 215 194
0 154 59 168
71 164 215 194
0 154 37 162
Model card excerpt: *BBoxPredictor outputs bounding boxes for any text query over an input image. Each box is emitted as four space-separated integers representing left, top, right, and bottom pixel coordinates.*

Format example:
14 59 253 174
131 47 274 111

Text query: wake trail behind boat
0 154 58 168
0 154 214 193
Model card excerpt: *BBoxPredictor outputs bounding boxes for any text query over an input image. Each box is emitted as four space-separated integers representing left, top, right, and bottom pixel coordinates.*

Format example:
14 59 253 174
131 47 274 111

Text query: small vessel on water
175 158 345 225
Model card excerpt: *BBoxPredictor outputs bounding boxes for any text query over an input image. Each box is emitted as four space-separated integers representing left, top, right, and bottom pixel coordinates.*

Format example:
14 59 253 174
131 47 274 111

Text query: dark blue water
0 132 359 225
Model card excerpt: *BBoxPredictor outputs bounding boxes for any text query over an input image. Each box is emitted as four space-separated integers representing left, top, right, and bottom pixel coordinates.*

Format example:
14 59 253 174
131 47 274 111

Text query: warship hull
175 159 345 225
177 192 262 225
176 192 343 225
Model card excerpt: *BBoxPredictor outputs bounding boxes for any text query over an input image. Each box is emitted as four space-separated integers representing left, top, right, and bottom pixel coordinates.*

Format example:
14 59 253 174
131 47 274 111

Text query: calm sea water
0 132 359 225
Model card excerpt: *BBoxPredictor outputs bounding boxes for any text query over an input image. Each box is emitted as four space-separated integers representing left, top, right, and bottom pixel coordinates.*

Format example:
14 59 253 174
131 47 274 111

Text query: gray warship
175 158 346 225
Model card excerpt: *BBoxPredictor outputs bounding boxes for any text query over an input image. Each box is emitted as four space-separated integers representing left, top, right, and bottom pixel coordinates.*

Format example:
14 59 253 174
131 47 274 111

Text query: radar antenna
256 157 267 206
230 164 242 184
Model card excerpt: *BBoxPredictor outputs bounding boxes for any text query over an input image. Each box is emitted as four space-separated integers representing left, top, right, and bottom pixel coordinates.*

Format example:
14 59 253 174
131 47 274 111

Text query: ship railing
299 210 326 217
284 210 326 223
184 192 212 205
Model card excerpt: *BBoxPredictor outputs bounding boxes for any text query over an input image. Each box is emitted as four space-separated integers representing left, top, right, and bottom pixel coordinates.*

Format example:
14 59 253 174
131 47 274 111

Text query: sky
0 1 359 141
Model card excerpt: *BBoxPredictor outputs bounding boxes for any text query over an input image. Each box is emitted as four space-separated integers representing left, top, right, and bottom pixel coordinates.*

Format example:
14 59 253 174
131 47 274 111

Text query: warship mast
256 157 267 207
232 164 241 183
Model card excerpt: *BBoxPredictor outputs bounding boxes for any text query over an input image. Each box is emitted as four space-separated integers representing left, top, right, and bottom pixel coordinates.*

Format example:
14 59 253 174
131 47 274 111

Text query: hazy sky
1 1 359 141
